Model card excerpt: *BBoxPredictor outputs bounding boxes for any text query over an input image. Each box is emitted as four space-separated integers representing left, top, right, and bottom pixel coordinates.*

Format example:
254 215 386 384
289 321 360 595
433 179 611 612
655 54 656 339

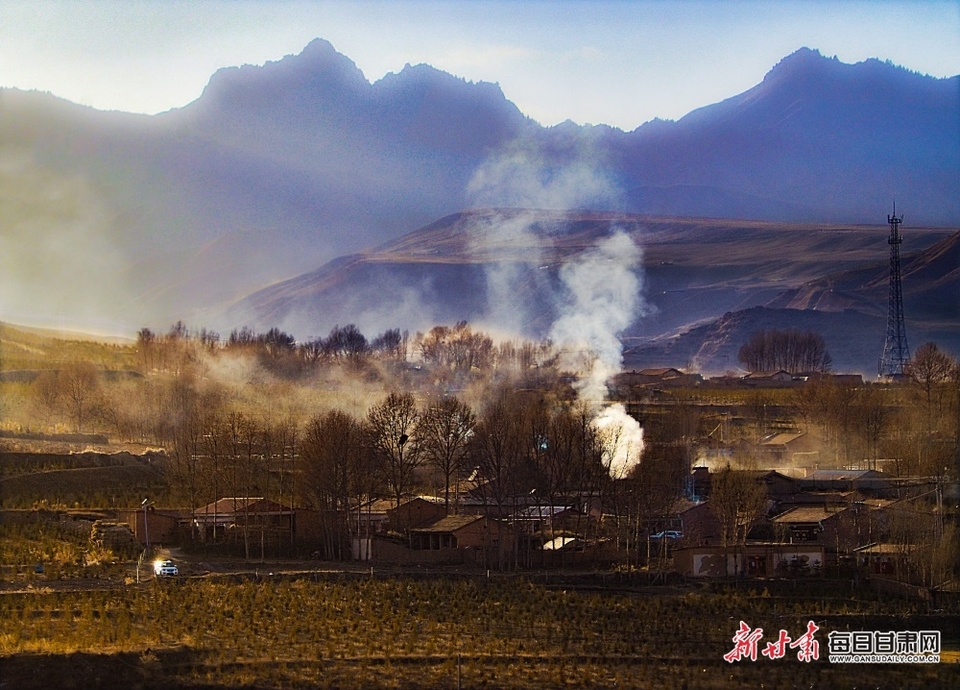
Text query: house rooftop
772 506 843 524
855 542 914 555
638 368 683 377
410 515 484 533
743 370 791 379
360 499 395 514
761 432 807 446
514 505 576 518
808 470 886 481
194 497 292 516
543 536 580 550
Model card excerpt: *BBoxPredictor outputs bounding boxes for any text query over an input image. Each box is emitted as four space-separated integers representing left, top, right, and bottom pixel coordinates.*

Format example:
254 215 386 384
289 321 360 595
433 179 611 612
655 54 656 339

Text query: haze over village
1 2 959 687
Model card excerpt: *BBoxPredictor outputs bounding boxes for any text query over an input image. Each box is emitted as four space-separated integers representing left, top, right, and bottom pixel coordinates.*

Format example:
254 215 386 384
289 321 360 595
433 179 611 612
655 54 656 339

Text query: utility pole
141 497 152 553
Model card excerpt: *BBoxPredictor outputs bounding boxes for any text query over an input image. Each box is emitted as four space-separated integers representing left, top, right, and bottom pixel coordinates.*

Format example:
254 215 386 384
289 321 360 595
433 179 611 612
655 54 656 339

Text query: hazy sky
2 0 958 130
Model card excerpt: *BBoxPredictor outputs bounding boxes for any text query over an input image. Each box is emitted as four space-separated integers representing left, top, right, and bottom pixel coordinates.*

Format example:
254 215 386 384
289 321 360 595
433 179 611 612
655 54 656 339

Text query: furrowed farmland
1 575 958 689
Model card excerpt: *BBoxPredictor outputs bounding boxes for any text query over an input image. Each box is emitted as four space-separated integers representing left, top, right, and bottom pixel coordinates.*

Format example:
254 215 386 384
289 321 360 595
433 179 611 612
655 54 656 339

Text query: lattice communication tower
878 203 910 377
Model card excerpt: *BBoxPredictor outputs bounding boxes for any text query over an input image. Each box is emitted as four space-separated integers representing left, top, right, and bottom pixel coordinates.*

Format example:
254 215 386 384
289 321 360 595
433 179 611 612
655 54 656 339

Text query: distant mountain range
1 40 957 370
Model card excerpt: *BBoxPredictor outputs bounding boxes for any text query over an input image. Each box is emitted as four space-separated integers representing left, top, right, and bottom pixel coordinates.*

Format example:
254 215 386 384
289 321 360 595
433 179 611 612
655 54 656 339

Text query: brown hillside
228 210 957 375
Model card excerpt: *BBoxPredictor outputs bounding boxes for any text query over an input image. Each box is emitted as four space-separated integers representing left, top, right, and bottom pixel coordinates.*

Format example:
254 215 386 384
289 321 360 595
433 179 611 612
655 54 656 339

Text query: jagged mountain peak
758 45 956 101
372 61 513 108
193 38 370 112
764 47 829 78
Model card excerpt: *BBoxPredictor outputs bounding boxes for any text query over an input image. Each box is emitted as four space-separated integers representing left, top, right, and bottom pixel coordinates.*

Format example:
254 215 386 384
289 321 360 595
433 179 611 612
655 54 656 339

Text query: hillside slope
228 210 958 374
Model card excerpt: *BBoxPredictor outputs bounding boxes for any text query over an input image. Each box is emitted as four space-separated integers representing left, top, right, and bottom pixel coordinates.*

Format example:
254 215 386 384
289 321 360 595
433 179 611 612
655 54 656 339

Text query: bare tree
371 328 407 361
847 384 890 470
418 325 451 366
906 342 955 424
417 322 494 372
30 370 62 428
301 410 365 559
136 327 157 373
541 403 605 543
227 326 258 350
541 402 581 505
169 376 224 542
324 324 369 364
298 337 326 365
628 443 686 567
709 466 768 576
58 361 101 432
418 396 476 514
468 391 530 570
198 327 220 351
261 327 296 359
794 378 878 467
366 392 422 511
448 321 494 371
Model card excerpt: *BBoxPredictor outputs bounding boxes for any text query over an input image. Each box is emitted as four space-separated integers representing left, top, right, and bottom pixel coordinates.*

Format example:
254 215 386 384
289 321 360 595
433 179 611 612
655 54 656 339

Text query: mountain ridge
1 41 956 333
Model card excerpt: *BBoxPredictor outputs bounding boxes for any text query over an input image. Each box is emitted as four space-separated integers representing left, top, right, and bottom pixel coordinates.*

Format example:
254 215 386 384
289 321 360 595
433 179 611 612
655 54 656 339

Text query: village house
798 469 897 496
741 370 795 387
853 542 919 576
612 368 704 393
192 497 294 544
119 507 181 547
673 542 825 578
386 496 447 534
772 496 894 550
352 498 392 535
511 505 582 535
671 499 721 546
408 514 509 551
759 431 821 466
691 468 798 505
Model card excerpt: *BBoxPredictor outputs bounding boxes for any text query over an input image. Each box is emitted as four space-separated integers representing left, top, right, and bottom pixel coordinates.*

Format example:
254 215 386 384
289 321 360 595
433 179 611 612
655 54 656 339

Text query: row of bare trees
133 320 558 379
738 328 833 373
137 322 405 376
789 341 960 476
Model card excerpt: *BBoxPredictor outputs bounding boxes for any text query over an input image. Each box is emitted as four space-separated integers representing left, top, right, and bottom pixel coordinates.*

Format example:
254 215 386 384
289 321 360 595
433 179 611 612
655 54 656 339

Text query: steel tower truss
878 205 910 377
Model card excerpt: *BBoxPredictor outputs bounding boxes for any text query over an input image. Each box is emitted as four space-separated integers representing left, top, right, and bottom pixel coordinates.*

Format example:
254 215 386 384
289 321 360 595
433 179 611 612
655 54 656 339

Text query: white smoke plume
466 137 620 211
466 136 620 335
594 403 645 479
465 210 548 335
549 230 644 402
468 136 646 477
548 229 647 477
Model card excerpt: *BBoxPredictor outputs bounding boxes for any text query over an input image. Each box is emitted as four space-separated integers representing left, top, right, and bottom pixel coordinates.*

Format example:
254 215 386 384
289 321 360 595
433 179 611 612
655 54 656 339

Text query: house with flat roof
674 543 824 578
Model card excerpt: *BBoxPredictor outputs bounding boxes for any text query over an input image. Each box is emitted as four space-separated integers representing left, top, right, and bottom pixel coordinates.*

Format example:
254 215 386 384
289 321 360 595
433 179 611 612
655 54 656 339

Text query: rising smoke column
549 229 646 477
464 209 549 335
549 230 643 401
466 136 620 335
467 135 645 476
